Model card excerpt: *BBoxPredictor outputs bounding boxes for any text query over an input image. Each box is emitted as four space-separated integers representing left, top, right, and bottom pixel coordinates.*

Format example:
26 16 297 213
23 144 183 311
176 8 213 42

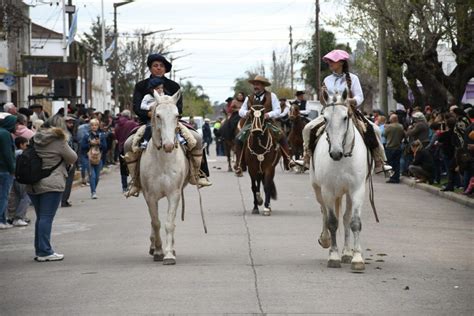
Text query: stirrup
234 166 244 177
124 186 140 198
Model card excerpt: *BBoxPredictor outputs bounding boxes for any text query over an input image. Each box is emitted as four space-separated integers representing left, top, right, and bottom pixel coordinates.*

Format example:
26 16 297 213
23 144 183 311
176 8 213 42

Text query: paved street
1 153 473 315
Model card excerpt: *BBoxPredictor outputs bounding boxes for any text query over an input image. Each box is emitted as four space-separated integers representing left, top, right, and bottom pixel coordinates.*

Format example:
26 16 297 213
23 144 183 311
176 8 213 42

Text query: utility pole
315 0 320 100
378 15 388 114
289 25 294 92
61 0 68 111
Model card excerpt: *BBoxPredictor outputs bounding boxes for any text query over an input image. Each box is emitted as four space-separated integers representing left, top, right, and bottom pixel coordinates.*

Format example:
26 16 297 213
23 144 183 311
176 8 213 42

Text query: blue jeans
29 192 63 256
385 148 402 182
90 161 103 194
0 172 14 224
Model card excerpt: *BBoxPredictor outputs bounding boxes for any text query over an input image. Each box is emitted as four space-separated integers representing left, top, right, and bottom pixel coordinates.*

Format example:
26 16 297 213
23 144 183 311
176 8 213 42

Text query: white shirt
239 91 281 119
279 102 290 118
323 72 364 107
140 94 157 111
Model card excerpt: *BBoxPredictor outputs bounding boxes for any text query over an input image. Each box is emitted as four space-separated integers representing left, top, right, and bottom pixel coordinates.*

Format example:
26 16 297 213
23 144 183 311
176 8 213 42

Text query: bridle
152 105 179 151
323 101 355 159
247 106 278 173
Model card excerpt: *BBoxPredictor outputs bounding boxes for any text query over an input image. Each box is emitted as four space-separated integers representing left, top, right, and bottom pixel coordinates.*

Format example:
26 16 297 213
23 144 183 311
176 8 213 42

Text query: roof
31 23 63 40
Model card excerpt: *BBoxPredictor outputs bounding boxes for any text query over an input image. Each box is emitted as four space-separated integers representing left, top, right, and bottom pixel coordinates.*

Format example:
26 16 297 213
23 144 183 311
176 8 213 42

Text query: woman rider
124 54 211 197
302 49 392 174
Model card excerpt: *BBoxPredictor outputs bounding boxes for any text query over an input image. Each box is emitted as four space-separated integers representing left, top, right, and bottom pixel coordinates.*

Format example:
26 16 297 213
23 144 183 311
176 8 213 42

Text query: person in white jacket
302 49 392 174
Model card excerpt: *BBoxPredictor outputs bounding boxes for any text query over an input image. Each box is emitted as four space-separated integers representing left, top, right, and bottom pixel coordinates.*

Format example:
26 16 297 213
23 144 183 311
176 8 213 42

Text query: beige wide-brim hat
248 75 271 87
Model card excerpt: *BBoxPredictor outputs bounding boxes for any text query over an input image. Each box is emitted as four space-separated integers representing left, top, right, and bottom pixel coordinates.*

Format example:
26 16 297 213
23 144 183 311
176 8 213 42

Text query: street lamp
141 28 173 41
113 0 134 110
170 53 192 80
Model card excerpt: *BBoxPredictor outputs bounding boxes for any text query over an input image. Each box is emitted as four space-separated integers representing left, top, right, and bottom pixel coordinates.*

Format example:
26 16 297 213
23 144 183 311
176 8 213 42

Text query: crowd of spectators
375 103 474 195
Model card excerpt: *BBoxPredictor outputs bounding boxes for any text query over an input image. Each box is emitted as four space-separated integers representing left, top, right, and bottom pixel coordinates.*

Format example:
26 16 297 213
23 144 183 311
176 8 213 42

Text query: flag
104 38 116 61
66 10 78 48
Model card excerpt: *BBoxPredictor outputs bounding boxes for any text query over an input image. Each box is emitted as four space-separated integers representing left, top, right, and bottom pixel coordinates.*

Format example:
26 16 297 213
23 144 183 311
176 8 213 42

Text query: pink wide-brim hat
323 49 350 63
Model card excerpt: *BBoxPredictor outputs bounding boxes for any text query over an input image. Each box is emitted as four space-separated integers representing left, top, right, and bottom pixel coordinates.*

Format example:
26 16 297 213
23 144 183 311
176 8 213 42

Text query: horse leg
163 191 180 265
226 143 233 172
262 170 276 216
327 202 341 268
145 198 163 261
251 176 260 214
349 188 365 272
312 184 330 248
341 196 353 263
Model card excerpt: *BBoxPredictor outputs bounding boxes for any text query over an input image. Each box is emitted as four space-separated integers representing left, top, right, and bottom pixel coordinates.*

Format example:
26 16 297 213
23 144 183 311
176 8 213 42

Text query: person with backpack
25 116 77 261
0 113 17 229
81 118 106 199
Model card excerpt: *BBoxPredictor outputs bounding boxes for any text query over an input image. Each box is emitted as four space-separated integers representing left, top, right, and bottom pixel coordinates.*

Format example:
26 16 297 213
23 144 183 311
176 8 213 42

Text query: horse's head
322 89 352 161
289 103 300 120
151 90 180 153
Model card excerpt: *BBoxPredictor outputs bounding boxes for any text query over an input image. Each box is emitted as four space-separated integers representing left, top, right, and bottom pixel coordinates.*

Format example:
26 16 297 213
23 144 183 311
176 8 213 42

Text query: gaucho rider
234 75 295 177
123 53 212 197
292 91 311 121
302 49 392 174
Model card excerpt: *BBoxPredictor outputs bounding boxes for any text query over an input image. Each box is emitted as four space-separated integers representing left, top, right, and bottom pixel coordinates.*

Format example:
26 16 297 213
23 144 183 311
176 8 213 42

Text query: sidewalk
400 176 474 208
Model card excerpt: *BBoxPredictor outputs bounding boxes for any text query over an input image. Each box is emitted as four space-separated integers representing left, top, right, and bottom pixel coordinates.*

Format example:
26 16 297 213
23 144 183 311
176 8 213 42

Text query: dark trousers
385 147 402 182
119 151 129 191
62 165 76 205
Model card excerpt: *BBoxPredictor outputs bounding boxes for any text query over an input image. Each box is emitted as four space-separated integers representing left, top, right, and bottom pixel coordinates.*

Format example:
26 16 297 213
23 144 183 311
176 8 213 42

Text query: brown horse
220 112 242 172
288 103 307 161
244 105 281 216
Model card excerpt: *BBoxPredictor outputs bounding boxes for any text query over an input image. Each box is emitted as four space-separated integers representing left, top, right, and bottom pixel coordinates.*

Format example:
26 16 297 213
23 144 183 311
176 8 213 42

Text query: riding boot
279 138 295 171
234 141 246 177
123 150 142 197
188 150 212 187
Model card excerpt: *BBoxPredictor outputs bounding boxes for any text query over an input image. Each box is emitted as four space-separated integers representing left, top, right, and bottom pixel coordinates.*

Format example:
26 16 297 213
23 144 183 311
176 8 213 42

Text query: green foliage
181 81 213 117
81 16 114 67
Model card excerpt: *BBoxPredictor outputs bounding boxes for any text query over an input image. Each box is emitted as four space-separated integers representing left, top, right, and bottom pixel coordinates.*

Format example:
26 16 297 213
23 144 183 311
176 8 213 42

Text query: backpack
15 145 63 185
88 145 102 165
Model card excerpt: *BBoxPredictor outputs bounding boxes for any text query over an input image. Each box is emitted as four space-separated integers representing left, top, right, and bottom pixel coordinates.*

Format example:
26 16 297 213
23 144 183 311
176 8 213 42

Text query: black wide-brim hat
295 91 305 96
147 54 172 73
29 104 43 109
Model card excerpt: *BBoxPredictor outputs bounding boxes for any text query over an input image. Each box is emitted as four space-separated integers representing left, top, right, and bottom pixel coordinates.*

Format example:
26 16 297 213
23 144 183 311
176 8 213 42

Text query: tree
271 50 291 92
81 16 114 67
181 81 213 117
337 0 474 109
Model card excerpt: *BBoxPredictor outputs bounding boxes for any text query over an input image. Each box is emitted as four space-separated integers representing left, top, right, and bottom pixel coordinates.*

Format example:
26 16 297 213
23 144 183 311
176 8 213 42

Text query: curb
400 176 474 208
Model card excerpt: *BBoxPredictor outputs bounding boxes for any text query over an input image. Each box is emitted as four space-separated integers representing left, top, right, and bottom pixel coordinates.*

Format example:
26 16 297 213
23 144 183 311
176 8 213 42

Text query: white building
91 64 113 113
0 1 30 107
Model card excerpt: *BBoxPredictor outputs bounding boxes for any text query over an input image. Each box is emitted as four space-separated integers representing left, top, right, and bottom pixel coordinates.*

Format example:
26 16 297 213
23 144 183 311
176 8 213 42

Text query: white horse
310 89 370 272
141 90 189 265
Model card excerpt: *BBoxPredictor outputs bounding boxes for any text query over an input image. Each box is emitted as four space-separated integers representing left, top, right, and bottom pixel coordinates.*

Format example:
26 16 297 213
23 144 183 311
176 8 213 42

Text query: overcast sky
27 0 354 103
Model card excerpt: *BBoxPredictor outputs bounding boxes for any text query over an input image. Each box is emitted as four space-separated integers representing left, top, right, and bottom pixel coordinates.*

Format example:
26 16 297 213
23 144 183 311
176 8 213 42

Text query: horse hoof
163 258 176 265
256 193 263 206
252 208 259 215
153 254 164 262
262 208 271 216
318 237 331 249
341 255 353 264
149 248 154 256
327 259 341 268
351 261 365 272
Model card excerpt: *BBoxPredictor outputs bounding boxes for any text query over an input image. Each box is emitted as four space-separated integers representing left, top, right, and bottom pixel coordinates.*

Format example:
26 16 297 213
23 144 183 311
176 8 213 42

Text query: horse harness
247 106 279 173
324 100 356 158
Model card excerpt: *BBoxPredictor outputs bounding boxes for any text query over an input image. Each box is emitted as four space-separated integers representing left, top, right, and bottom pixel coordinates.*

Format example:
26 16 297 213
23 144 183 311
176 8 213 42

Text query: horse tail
270 179 277 200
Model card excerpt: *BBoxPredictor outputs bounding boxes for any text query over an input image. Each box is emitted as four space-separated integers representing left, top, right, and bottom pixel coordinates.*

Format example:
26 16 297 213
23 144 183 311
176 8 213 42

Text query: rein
153 126 179 151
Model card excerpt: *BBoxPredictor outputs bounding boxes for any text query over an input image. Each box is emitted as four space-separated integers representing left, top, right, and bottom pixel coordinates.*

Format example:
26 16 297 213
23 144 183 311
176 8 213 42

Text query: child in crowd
139 77 165 149
7 136 31 226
